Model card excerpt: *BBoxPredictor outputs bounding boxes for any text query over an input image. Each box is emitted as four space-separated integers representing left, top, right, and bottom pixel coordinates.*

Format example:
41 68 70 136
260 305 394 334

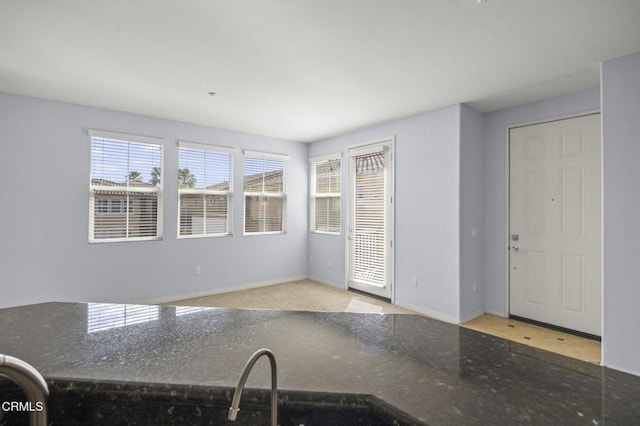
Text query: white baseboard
141 275 308 305
459 309 485 324
484 309 508 318
394 301 459 325
308 275 345 290
600 359 637 373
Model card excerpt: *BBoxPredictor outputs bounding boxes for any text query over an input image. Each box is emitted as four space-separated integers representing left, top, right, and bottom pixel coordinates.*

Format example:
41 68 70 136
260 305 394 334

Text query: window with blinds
178 142 233 238
89 130 163 243
311 155 341 234
244 151 288 234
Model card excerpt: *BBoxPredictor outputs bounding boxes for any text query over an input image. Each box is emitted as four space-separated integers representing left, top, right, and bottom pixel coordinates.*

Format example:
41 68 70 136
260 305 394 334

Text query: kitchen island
1 302 639 425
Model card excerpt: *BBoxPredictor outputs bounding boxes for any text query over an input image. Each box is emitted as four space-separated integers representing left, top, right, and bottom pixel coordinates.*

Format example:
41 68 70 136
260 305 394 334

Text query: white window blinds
178 142 233 238
89 131 163 242
243 151 287 234
350 150 386 287
311 155 341 234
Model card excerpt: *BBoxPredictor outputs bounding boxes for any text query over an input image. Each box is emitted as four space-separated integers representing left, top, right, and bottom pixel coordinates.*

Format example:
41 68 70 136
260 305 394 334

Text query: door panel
524 250 546 306
509 114 601 336
561 254 584 313
561 167 584 236
524 169 546 233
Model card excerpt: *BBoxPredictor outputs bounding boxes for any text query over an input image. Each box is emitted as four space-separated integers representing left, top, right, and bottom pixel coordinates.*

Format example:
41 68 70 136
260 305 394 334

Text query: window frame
310 153 342 235
243 150 288 236
177 141 234 239
88 130 164 244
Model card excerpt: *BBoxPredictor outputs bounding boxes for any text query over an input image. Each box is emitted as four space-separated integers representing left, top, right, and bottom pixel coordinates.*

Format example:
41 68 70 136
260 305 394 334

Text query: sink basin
1 379 422 425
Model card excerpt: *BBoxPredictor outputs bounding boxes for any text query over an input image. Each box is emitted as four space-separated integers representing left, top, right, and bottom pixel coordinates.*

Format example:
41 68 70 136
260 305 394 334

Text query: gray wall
309 105 462 322
482 88 600 316
459 105 485 321
601 51 640 376
0 92 308 308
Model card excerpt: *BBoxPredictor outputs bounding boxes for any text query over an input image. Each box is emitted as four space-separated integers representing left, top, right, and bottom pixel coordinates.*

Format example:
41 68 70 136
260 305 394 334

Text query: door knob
511 246 519 252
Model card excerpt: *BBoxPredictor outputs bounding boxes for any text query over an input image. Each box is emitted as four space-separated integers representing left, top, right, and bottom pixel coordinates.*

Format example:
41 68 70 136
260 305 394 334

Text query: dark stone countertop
1 302 639 425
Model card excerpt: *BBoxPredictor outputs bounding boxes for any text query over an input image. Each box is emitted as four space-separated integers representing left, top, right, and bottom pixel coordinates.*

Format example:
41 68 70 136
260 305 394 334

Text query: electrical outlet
195 266 201 276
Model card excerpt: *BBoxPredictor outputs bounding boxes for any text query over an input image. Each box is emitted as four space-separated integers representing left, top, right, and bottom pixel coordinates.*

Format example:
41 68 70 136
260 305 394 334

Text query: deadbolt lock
511 234 519 241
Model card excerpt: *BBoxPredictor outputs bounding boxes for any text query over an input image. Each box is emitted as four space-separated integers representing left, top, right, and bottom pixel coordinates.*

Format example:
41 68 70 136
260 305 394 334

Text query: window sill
89 236 163 244
243 231 287 236
310 231 341 236
178 233 233 240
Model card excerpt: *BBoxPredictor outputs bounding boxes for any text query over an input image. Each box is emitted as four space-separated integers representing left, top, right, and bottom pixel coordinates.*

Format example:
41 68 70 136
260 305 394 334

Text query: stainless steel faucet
228 348 277 426
0 354 49 426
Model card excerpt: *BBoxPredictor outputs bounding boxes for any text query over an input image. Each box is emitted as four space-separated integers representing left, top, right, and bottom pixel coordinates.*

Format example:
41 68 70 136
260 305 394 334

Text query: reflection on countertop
1 302 639 425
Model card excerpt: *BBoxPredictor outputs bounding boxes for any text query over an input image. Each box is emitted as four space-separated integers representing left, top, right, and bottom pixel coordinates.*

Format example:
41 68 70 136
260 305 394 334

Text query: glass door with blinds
347 138 394 300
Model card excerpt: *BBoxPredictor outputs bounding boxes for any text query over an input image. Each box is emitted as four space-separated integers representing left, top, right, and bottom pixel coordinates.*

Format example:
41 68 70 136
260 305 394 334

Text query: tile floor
167 279 601 364
461 314 601 364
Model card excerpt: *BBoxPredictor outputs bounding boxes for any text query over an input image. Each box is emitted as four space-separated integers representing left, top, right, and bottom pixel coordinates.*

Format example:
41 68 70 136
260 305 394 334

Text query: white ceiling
1 1 640 142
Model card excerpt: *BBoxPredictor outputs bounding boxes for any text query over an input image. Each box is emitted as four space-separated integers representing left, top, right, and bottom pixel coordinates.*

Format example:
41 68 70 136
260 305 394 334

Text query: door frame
344 135 395 303
504 110 603 332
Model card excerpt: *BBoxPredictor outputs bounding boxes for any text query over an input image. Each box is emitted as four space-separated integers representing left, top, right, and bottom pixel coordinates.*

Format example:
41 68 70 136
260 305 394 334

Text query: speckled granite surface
1 302 639 425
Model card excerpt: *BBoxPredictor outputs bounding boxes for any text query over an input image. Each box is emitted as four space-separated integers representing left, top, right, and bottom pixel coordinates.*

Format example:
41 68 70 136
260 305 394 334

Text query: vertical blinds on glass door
350 149 386 287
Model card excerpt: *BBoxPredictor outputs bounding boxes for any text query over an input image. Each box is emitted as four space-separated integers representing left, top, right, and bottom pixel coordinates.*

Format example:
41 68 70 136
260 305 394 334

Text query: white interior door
509 114 601 336
347 139 394 299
